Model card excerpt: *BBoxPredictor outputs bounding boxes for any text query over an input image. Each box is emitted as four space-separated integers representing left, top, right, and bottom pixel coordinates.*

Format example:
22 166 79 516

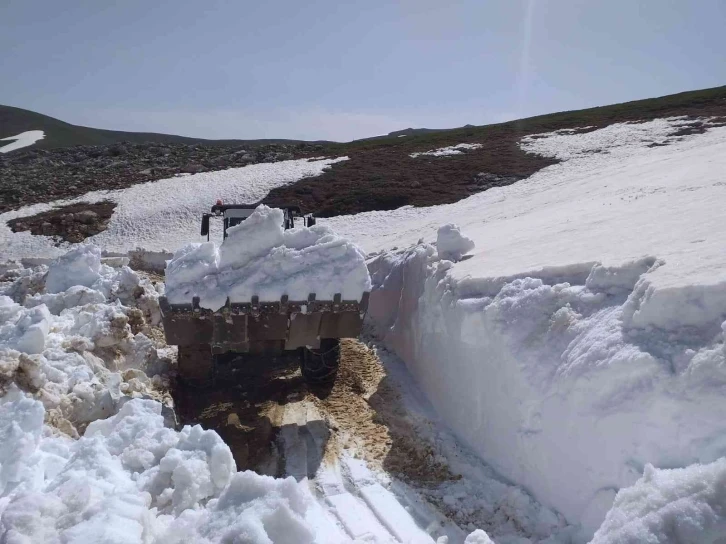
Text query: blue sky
2 0 724 141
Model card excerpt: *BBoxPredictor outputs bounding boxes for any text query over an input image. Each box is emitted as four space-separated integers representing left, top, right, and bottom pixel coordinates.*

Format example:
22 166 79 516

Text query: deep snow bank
165 205 371 310
359 118 726 537
368 243 726 537
591 459 726 543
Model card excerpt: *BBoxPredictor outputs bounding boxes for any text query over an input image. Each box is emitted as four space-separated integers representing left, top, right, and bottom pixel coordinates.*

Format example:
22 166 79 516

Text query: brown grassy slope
265 86 726 217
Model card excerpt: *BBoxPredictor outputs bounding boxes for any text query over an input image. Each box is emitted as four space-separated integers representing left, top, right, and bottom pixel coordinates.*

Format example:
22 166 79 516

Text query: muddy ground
172 339 456 486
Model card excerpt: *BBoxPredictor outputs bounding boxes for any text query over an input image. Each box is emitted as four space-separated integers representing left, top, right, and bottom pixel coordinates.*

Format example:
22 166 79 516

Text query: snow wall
366 244 726 536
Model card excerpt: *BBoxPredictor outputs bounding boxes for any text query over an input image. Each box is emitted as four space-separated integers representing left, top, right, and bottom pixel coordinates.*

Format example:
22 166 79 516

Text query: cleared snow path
262 342 566 544
0 130 45 153
0 157 346 261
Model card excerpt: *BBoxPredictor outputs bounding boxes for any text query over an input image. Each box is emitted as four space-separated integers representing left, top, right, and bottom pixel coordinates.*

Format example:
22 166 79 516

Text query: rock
182 163 205 174
76 210 99 223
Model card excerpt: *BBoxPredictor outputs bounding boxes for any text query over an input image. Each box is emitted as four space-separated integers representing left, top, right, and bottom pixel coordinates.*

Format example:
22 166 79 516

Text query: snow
464 530 495 544
591 459 726 543
0 248 328 544
0 245 171 428
436 224 475 262
0 391 323 543
0 130 45 153
165 205 371 309
410 143 482 158
339 117 726 536
0 157 346 261
360 339 575 543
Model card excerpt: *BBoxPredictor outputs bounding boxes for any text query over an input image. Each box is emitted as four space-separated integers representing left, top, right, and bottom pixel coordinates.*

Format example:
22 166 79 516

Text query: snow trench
366 243 726 538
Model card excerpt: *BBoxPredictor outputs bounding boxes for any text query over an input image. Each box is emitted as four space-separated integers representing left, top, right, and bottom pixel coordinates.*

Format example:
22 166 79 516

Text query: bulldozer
159 202 369 385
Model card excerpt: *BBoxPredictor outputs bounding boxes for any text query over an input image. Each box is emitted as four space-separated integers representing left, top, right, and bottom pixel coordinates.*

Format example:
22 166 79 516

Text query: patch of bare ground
171 351 317 474
170 339 458 487
7 200 116 243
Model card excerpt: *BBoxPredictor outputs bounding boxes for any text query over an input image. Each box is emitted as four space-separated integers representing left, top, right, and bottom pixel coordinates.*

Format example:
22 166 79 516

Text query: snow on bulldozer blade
164 204 370 309
161 204 371 385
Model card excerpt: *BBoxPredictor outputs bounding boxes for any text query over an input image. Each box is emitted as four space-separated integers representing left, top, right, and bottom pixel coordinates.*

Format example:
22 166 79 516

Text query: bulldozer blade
159 292 369 354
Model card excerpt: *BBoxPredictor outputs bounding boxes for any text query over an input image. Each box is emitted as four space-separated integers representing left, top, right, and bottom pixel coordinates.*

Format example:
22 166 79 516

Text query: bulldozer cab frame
200 203 316 240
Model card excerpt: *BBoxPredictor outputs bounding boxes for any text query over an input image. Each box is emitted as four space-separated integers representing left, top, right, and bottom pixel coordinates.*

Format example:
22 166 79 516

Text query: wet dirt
316 340 457 485
172 339 457 487
172 350 311 474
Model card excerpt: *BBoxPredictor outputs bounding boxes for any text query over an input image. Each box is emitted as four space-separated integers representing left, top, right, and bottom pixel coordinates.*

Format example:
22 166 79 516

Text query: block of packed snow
25 285 107 315
436 224 475 261
591 459 726 543
165 205 371 310
45 244 104 294
160 471 316 543
623 273 726 331
0 386 46 496
14 304 51 354
585 257 659 295
0 298 51 355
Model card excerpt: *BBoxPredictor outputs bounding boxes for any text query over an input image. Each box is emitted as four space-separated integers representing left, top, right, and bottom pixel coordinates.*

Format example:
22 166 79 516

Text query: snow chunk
219 205 285 270
13 304 51 354
623 272 726 331
410 143 482 158
0 386 47 495
45 244 103 294
165 205 371 310
592 459 726 543
585 257 659 295
0 130 45 153
26 285 107 315
464 529 495 543
366 242 726 536
437 224 475 261
161 472 315 543
0 297 51 354
86 398 235 513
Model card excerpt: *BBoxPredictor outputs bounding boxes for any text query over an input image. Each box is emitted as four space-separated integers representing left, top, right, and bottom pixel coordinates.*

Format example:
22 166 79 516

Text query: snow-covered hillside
0 157 346 261
1 115 726 542
0 130 45 153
